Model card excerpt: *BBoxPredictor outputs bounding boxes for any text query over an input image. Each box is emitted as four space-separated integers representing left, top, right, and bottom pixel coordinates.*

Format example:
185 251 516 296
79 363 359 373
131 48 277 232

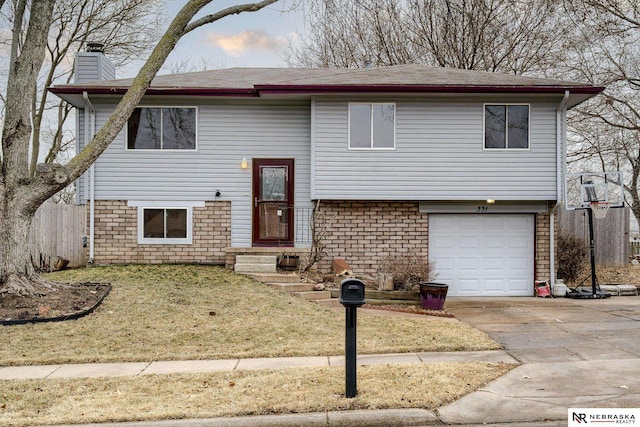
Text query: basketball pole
587 206 597 297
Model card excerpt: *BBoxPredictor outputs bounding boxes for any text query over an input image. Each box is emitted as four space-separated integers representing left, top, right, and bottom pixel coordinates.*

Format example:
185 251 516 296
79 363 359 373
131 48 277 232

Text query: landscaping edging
1 283 111 326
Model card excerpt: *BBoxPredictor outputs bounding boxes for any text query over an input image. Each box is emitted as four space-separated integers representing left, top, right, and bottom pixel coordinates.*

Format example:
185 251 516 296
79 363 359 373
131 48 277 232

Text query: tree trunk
0 197 42 295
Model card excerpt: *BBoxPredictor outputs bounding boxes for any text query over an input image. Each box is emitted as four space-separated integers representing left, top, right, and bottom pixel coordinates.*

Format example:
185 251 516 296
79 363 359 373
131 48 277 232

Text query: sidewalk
0 350 517 380
36 355 640 427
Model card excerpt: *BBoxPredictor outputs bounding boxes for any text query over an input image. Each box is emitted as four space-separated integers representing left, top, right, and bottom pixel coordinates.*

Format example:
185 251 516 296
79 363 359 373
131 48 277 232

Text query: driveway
436 296 640 425
447 296 640 363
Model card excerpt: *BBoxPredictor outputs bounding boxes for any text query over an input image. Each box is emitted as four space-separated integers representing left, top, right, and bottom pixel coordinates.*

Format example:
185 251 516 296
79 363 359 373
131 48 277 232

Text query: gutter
83 91 96 263
50 84 604 99
550 90 571 286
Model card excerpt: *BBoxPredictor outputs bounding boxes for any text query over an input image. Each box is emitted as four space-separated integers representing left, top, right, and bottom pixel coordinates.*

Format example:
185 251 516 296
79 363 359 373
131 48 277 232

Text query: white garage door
429 214 534 296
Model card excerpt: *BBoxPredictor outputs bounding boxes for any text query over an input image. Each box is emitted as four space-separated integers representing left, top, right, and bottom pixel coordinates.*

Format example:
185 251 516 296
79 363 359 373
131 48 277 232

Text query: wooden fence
557 205 629 267
30 202 86 270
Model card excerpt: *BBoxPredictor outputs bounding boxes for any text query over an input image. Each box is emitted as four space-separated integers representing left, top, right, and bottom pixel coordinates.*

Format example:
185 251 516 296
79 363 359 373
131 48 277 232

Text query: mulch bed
0 282 111 324
362 303 455 318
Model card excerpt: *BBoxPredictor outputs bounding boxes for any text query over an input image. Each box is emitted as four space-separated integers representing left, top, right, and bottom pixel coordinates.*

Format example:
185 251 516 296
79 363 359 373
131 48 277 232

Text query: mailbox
339 278 366 307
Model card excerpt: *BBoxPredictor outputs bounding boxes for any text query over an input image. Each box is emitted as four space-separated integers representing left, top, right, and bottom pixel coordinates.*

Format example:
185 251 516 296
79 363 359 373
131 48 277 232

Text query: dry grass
0 265 498 366
591 265 640 285
0 362 513 426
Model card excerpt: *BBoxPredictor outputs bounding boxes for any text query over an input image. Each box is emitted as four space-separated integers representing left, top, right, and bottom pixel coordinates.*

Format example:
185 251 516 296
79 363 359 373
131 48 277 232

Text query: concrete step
314 298 342 308
234 263 276 274
290 291 332 301
235 255 278 265
267 283 316 292
246 273 300 283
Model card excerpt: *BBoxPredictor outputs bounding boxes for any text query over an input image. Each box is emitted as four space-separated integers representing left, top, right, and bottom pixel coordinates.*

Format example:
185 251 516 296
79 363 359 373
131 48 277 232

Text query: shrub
379 253 436 291
557 232 588 284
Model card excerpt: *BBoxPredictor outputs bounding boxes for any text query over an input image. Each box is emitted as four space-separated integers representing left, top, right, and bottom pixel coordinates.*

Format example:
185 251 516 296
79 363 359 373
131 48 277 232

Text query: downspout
550 90 570 286
83 91 96 263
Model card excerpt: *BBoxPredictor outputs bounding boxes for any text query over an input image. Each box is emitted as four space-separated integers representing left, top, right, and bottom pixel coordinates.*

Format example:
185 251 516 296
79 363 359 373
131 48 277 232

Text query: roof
50 64 604 107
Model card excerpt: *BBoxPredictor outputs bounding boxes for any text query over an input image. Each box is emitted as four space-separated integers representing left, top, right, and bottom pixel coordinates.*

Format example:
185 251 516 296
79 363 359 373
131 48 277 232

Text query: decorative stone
332 258 353 276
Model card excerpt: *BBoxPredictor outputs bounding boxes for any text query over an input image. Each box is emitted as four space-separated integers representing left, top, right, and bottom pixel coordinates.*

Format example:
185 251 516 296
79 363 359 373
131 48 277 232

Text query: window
129 201 204 244
349 103 395 149
484 104 529 149
127 107 196 150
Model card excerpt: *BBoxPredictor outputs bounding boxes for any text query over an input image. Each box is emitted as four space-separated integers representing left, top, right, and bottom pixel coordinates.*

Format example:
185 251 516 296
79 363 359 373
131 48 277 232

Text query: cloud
206 30 288 57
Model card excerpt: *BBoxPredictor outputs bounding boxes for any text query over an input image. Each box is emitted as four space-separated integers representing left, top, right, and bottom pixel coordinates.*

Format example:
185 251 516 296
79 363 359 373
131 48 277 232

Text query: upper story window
349 103 396 149
484 104 529 150
127 107 197 150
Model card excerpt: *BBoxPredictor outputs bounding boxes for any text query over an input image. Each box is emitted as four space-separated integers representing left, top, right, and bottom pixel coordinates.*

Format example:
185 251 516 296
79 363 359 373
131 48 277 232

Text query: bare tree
26 0 164 176
0 0 279 296
289 0 569 74
562 0 640 224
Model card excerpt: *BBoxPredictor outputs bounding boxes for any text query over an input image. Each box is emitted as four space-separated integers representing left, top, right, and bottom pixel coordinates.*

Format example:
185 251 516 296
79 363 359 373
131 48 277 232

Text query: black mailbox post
339 278 366 398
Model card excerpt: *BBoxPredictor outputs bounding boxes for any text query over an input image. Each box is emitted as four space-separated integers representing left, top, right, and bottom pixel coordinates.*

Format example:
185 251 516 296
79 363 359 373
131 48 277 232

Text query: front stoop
234 255 277 274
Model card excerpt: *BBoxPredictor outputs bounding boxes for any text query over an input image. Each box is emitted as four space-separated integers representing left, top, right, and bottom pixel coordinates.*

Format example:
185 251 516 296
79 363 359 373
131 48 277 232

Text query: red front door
252 159 294 246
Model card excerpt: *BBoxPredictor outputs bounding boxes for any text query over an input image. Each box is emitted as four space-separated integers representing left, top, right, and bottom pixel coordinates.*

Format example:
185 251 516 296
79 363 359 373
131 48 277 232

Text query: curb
48 409 439 427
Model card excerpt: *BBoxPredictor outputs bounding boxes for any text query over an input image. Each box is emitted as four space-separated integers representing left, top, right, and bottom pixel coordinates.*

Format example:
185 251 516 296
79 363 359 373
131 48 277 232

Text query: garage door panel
429 214 534 297
460 237 480 249
485 236 505 249
458 257 479 271
459 279 481 293
484 279 507 293
509 279 531 293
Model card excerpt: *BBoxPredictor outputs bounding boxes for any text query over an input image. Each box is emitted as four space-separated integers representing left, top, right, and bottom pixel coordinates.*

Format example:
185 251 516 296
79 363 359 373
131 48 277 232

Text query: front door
252 159 294 246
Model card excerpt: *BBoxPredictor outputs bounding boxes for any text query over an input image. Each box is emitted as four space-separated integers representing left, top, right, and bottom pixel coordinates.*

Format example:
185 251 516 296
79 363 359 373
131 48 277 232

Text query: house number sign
476 206 489 213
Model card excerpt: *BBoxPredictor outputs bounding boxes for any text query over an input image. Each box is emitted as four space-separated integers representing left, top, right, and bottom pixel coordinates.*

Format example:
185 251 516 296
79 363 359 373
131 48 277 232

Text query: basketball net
590 201 610 219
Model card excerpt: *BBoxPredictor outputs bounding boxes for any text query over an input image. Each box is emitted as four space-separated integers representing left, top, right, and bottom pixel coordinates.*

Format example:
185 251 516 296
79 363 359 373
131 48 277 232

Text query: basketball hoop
590 201 610 219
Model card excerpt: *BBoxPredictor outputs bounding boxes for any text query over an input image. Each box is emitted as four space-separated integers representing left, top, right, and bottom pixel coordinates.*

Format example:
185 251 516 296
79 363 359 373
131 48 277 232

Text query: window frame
483 103 530 151
128 201 205 245
348 102 396 150
125 106 198 151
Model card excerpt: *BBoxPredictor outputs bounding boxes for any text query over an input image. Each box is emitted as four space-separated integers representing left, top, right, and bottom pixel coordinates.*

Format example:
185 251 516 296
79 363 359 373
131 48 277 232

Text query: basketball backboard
564 171 624 210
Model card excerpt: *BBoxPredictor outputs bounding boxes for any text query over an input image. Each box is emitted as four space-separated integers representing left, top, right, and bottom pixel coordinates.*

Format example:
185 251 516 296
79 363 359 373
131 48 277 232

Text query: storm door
252 159 294 246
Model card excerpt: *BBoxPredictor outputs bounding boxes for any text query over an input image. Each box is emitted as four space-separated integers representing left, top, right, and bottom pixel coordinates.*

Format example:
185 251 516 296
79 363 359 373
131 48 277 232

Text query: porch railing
294 207 313 244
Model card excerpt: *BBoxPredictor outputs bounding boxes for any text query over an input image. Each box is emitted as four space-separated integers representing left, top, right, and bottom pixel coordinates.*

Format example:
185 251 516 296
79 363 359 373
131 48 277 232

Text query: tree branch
184 0 279 34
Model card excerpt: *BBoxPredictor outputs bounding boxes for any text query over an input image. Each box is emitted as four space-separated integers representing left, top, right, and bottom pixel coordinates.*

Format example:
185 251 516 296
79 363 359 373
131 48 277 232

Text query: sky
129 0 305 77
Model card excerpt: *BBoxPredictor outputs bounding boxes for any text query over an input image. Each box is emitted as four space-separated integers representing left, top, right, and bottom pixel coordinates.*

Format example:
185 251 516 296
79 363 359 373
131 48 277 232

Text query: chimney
364 55 373 69
74 41 115 83
86 42 105 53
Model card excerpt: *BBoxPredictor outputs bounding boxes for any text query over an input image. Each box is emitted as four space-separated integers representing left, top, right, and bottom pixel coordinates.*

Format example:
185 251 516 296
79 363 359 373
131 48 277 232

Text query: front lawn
0 264 498 366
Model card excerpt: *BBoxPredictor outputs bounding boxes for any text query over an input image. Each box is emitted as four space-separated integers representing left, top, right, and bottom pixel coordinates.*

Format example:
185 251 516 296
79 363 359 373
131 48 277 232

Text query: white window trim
483 103 531 151
125 106 199 152
348 102 396 150
128 201 205 245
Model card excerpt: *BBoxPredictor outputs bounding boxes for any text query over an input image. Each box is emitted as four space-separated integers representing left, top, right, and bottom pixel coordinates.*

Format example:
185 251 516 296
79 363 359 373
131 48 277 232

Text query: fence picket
29 202 86 270
558 205 629 267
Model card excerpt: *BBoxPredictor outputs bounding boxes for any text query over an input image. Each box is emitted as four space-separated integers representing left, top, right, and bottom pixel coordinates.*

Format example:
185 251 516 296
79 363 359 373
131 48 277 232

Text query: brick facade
315 201 429 276
315 201 556 284
535 210 558 282
90 200 230 265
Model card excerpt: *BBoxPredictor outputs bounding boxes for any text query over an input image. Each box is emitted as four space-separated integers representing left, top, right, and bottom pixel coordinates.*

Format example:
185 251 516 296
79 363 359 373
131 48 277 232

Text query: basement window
129 204 198 245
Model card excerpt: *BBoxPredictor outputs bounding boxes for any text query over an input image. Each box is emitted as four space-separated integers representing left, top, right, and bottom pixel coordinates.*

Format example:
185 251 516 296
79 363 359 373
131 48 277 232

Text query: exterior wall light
241 158 249 169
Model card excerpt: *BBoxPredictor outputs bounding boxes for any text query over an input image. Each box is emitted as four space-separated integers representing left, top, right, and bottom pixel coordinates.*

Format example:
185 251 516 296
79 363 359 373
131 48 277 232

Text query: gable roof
50 64 603 107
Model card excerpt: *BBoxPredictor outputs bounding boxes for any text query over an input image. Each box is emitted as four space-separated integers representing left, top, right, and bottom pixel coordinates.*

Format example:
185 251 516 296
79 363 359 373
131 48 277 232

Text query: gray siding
91 101 311 247
313 98 559 201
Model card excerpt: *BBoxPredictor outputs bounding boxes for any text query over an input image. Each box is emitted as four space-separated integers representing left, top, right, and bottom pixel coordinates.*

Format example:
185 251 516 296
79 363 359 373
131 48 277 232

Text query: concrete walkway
8 296 640 426
0 350 516 380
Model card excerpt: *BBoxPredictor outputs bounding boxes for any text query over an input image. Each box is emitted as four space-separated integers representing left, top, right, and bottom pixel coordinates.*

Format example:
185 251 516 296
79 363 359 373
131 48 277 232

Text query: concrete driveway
437 296 640 425
447 296 640 363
